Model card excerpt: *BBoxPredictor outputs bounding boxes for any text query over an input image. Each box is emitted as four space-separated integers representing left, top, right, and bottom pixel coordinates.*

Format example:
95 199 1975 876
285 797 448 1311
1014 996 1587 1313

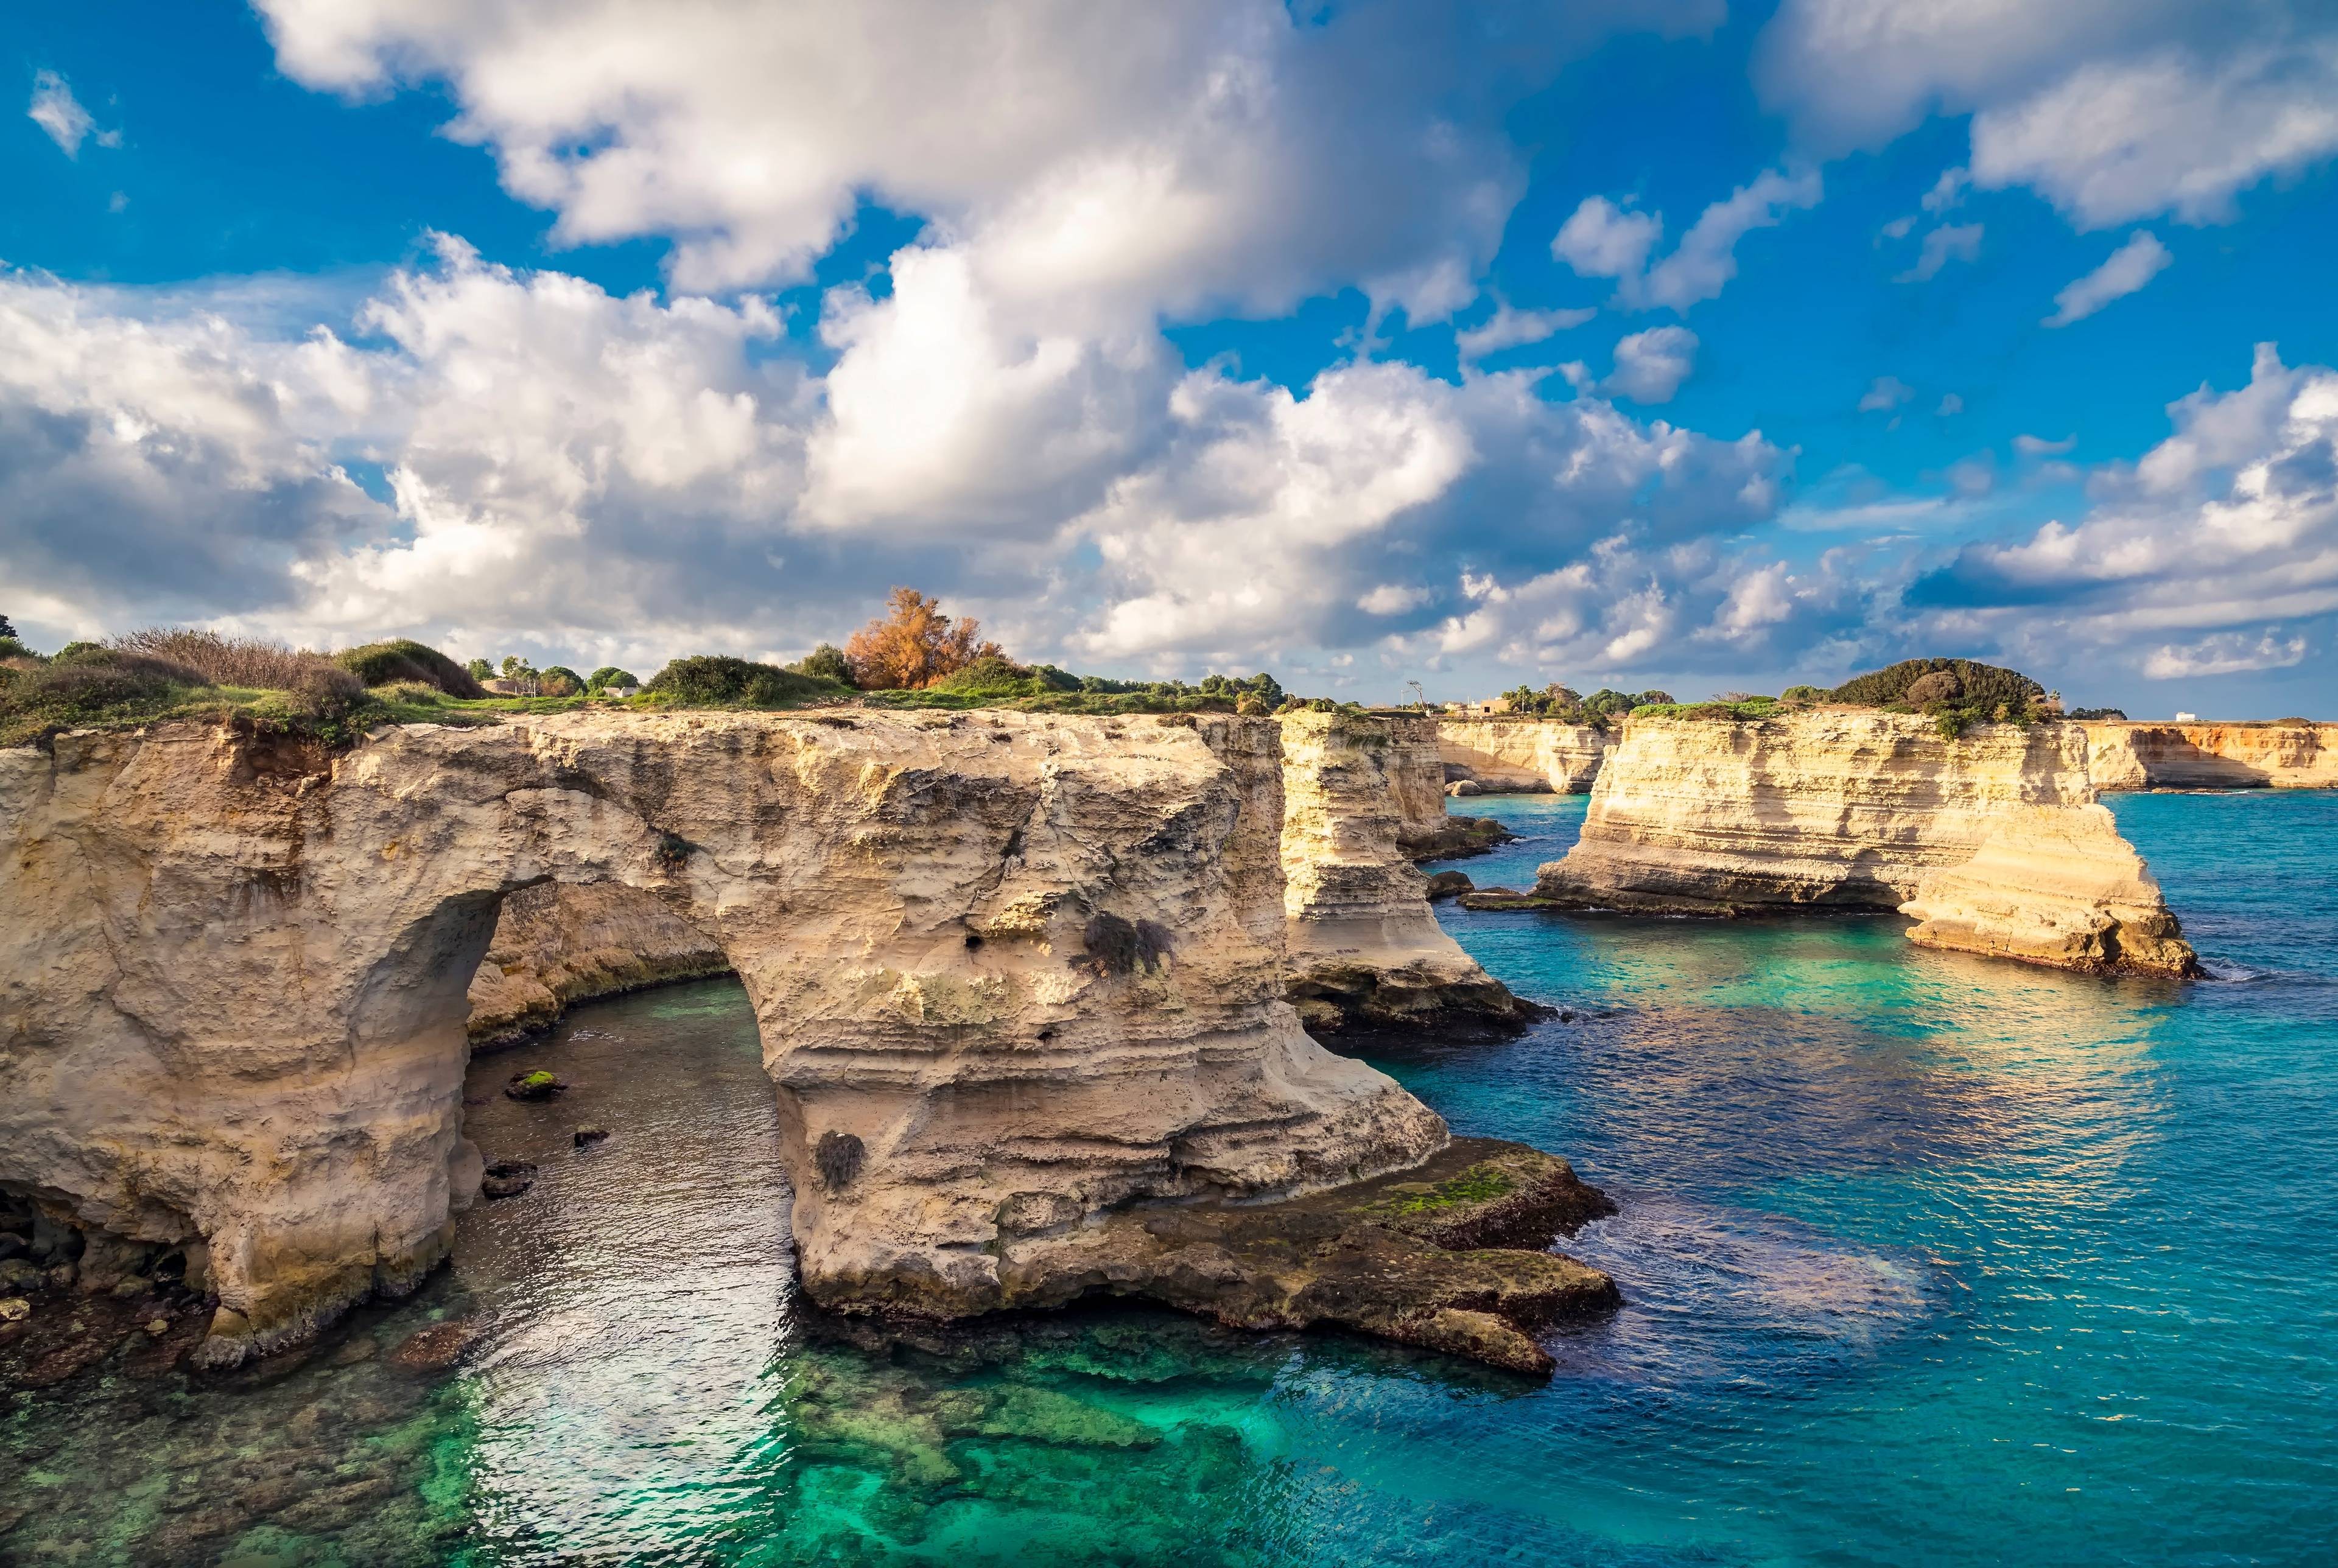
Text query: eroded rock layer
2 711 1455 1370
466 881 729 1047
2083 721 2338 789
1277 712 1540 1036
1438 719 1610 793
1531 711 2194 976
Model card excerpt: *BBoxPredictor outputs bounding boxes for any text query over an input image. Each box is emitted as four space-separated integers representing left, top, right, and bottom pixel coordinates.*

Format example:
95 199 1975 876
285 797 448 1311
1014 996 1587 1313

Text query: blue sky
5 1 2337 716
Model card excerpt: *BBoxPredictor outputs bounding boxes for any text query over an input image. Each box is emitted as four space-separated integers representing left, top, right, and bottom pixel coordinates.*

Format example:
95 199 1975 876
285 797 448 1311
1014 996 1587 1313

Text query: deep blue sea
4 791 2333 1565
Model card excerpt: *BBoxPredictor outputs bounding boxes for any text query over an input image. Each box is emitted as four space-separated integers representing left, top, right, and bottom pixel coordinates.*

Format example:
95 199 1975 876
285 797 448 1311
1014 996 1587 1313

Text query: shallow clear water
5 791 2335 1565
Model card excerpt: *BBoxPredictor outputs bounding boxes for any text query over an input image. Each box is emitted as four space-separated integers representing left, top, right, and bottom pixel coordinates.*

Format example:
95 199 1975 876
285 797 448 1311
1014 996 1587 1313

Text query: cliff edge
1437 718 1610 794
2083 720 2338 790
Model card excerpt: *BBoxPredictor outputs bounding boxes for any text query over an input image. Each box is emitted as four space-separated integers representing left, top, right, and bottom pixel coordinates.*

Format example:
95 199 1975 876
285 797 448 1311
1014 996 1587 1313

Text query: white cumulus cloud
2143 629 2308 679
1604 326 1699 404
1756 2 2338 231
1553 166 1822 313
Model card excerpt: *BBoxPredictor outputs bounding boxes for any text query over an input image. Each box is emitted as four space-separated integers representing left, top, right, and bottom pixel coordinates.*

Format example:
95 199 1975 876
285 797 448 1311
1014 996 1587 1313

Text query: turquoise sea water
4 791 2334 1564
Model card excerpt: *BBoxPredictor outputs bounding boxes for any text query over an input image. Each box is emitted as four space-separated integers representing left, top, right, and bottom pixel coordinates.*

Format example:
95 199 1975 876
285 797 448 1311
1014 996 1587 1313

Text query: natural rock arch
2 711 1447 1367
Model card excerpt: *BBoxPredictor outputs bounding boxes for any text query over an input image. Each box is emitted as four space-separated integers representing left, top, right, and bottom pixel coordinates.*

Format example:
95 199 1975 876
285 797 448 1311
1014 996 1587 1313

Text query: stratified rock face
466 881 729 1047
1532 712 2194 976
1 711 1447 1368
1277 712 1538 1035
2083 721 2338 789
1900 805 2200 975
1438 719 1611 793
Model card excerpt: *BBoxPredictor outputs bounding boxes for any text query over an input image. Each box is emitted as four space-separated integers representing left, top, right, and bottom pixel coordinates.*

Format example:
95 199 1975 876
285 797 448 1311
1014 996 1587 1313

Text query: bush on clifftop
1830 658 2043 712
645 655 846 707
336 639 490 698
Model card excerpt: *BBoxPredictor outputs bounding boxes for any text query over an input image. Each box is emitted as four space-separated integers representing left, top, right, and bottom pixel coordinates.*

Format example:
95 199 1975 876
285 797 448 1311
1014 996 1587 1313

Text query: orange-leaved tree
843 587 1002 689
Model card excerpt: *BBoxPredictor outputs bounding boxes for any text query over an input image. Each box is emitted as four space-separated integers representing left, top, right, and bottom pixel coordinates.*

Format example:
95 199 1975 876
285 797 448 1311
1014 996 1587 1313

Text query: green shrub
1829 658 2042 711
52 641 107 665
0 635 35 662
587 665 640 692
2067 706 2128 721
337 639 489 698
538 665 584 698
929 653 1048 696
646 654 841 707
1830 657 2046 737
788 645 854 686
1780 684 1826 703
466 657 494 682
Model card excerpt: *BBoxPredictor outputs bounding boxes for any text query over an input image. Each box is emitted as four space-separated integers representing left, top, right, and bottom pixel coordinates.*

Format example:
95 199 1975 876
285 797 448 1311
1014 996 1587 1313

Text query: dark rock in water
480 1161 538 1199
1559 1009 1576 1022
574 1124 610 1147
824 1137 1618 1378
816 1130 865 1190
1399 813 1513 861
388 1318 480 1371
1424 870 1474 902
1457 886 1561 911
504 1070 568 1101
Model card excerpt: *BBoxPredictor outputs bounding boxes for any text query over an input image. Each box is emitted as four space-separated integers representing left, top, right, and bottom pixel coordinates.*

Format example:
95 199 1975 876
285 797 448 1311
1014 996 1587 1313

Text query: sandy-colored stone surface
2083 720 2338 789
1531 711 2194 976
1277 713 1539 1035
1438 719 1610 793
2 711 1450 1368
466 881 729 1047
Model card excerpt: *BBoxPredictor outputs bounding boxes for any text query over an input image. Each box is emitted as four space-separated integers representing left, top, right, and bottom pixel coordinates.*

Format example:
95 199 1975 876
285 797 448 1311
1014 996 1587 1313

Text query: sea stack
1277 710 1543 1035
1531 709 2197 978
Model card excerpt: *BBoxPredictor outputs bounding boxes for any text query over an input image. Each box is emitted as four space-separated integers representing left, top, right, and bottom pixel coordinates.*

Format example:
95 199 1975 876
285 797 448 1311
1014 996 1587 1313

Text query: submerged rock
573 1124 610 1147
388 1318 480 1371
504 1071 568 1102
480 1161 538 1199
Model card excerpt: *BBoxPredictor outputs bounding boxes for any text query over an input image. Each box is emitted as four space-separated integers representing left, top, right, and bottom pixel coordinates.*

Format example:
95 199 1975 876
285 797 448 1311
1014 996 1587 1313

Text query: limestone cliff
1438 718 1610 793
1386 711 1513 860
2083 720 2338 789
466 881 729 1047
1531 711 2195 977
1277 712 1541 1035
2 711 1473 1370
